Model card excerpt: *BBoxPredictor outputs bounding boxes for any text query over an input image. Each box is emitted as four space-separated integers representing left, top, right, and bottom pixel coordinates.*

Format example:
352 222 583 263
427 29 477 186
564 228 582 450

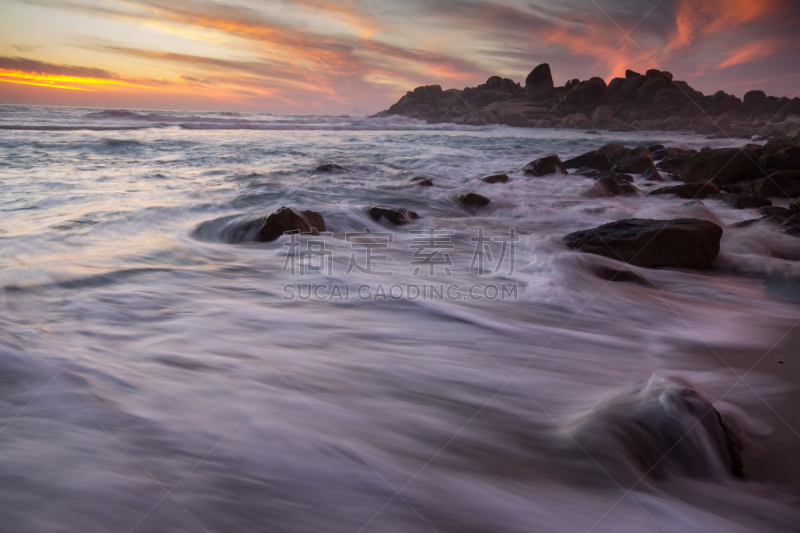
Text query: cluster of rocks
376 63 800 137
211 128 800 277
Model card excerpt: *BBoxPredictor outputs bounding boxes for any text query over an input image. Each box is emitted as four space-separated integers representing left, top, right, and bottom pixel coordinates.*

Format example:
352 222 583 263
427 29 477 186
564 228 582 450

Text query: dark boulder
257 207 327 242
315 163 347 173
621 76 646 99
592 264 653 287
626 69 642 79
564 218 723 269
595 143 626 157
723 195 772 209
523 155 567 176
585 175 638 198
526 63 554 100
635 77 669 101
594 171 633 183
791 199 800 213
591 105 614 128
612 146 654 174
573 168 601 178
458 193 491 208
369 205 420 226
608 77 625 95
481 173 510 184
743 90 767 105
579 77 608 105
760 146 800 172
680 148 762 186
656 152 693 171
648 182 720 199
563 152 612 172
743 171 800 198
642 167 663 181
485 76 520 92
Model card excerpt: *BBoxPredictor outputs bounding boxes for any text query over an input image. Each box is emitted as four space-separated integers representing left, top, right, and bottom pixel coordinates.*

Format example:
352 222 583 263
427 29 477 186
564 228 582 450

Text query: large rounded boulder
564 218 723 269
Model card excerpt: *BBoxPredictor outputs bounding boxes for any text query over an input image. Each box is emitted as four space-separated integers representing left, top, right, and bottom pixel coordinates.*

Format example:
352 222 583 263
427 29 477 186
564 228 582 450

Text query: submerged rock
574 383 744 481
781 214 800 236
458 193 491 208
369 205 420 226
193 207 327 244
523 155 567 176
733 216 784 228
759 206 794 218
723 195 772 210
564 218 723 269
481 173 510 184
410 176 434 186
315 163 347 173
592 264 653 287
765 265 800 301
257 207 327 242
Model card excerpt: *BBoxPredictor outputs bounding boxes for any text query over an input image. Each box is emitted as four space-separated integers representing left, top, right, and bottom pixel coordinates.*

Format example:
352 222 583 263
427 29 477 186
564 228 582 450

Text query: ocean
1 105 799 532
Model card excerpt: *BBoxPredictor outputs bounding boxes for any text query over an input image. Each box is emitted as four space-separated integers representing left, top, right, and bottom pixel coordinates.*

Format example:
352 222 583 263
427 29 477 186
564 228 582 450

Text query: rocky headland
374 63 800 137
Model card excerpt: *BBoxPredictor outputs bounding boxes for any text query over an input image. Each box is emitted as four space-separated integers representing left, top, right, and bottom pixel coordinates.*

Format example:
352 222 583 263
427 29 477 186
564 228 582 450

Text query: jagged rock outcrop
481 173 509 184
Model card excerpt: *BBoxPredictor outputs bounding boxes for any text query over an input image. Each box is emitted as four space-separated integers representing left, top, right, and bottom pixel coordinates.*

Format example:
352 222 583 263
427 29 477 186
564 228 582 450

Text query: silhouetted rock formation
375 63 800 136
526 63 554 100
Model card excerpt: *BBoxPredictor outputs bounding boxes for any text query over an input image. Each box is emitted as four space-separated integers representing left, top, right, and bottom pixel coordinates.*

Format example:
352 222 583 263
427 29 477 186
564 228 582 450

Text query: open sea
1 105 799 532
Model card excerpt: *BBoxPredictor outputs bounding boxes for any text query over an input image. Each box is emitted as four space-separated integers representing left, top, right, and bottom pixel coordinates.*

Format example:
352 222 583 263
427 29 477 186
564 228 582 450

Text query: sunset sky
1 0 798 115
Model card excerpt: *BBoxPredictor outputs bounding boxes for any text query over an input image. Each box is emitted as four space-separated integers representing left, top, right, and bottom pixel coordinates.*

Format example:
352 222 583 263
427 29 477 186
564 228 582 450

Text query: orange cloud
718 38 780 69
668 0 785 50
